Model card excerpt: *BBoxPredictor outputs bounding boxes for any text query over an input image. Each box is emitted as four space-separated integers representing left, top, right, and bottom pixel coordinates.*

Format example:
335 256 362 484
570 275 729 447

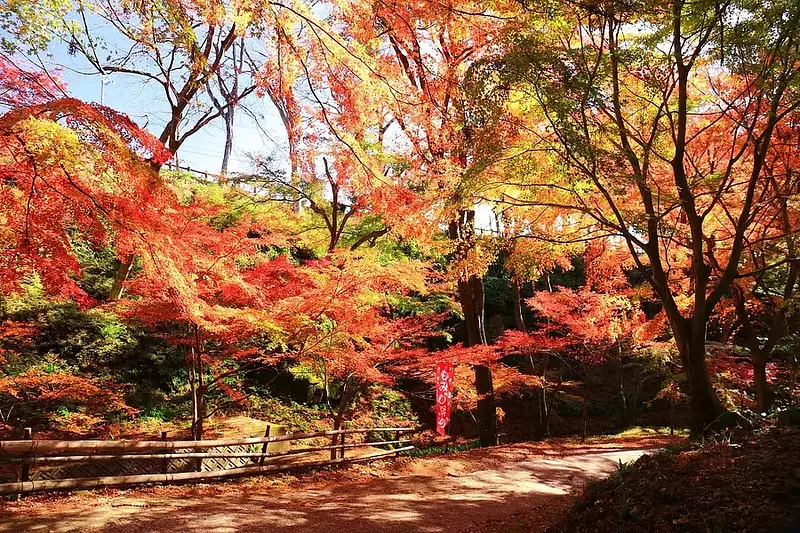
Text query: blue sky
45 44 288 176
22 32 498 230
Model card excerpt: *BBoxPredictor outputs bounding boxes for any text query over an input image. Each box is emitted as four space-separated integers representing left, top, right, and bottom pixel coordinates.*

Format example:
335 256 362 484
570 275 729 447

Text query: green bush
370 388 417 424
589 398 622 417
555 395 584 417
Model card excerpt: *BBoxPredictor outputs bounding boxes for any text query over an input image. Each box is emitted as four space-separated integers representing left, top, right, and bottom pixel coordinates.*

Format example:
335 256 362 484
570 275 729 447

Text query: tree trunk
581 377 589 442
628 380 642 427
330 417 342 461
670 401 675 436
463 273 496 447
195 349 204 441
540 353 549 438
290 146 301 215
188 349 204 443
329 378 351 460
511 278 526 332
680 338 724 434
474 365 498 447
189 327 205 442
456 274 487 346
529 354 547 441
618 358 629 427
732 288 777 415
449 213 496 447
544 360 563 438
753 353 772 413
187 348 197 437
109 255 135 300
220 110 234 179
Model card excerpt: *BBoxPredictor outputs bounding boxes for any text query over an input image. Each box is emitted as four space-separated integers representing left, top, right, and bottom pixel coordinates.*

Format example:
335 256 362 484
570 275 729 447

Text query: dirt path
0 442 658 533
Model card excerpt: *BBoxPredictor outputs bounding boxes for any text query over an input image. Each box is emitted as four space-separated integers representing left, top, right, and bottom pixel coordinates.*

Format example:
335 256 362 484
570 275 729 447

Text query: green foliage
246 393 328 433
610 458 633 484
589 398 622 417
137 403 183 424
359 387 418 443
402 439 481 458
35 305 137 371
662 440 693 455
772 333 800 362
369 387 417 424
288 363 327 392
0 289 187 433
386 291 454 318
554 394 624 418
536 257 585 291
70 237 119 300
0 273 47 320
0 0 73 53
483 275 513 317
555 395 583 417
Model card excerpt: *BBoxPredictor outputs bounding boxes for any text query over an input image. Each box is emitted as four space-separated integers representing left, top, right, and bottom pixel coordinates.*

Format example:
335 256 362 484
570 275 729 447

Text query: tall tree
331 0 523 446
472 0 800 433
728 113 800 411
207 38 254 178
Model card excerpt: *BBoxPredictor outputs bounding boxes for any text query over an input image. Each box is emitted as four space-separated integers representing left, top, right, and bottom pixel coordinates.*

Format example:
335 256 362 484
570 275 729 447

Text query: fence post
259 425 271 466
395 430 401 458
21 427 32 483
161 432 168 474
339 423 346 459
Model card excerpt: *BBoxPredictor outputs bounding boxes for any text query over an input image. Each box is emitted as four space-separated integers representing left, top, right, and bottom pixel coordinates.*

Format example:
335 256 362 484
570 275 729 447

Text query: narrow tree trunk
290 147 301 215
544 360 562 437
753 353 772 413
581 377 589 442
670 401 675 436
466 274 496 446
474 365 497 447
329 378 351 460
732 288 776 415
195 347 204 441
189 348 205 442
449 214 496 447
618 364 628 427
529 354 548 441
628 379 642 427
540 353 549 438
530 386 543 440
219 111 234 179
330 417 342 461
109 255 135 300
187 348 198 438
511 278 526 332
189 326 205 442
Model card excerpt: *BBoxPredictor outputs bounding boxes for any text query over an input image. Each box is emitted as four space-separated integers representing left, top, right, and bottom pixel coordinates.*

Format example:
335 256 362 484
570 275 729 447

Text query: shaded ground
0 436 675 533
549 428 800 533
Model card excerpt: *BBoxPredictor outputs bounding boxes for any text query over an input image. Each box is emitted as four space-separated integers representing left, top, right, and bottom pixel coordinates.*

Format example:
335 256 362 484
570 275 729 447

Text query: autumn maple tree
3 0 800 455
322 0 526 447
469 0 800 433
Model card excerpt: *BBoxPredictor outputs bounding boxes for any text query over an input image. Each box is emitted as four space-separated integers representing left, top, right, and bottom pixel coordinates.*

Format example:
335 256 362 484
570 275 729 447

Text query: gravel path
0 445 653 533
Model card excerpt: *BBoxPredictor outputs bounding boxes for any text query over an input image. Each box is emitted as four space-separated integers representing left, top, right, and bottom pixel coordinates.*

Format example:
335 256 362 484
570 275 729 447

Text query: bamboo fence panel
0 427 415 494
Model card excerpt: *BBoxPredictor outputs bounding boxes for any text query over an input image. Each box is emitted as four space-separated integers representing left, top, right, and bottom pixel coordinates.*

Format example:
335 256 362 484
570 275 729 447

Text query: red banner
435 362 454 436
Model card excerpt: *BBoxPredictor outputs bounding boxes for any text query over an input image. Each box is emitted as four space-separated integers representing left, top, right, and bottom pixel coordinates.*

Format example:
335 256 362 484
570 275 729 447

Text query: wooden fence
0 427 415 495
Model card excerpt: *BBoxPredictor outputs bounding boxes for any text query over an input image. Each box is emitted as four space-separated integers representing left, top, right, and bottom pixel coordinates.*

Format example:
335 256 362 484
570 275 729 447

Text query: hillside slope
549 428 800 533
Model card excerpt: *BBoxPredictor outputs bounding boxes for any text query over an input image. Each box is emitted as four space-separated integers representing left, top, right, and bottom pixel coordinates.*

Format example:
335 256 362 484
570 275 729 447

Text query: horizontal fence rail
0 427 414 454
0 427 416 495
